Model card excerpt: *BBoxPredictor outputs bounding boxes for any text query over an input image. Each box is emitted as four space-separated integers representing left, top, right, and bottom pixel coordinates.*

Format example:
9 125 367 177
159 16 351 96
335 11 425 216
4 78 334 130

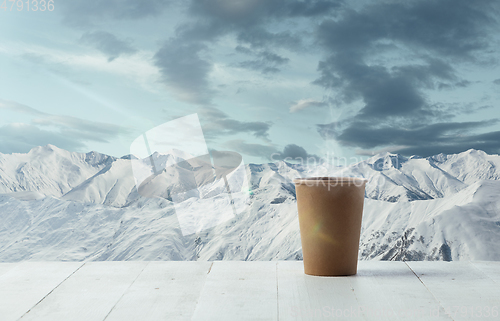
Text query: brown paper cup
294 177 367 276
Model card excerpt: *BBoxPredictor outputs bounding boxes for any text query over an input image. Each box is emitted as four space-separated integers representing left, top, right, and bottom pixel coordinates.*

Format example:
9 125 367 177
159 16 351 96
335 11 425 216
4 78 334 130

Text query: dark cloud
59 0 174 27
392 59 457 89
235 46 289 74
287 0 342 17
0 100 130 154
271 144 320 162
314 0 497 112
225 140 318 162
395 133 500 157
80 31 137 62
313 0 499 156
154 0 342 104
185 0 342 49
436 79 473 90
493 79 500 85
225 140 278 159
430 102 494 118
318 119 500 157
199 107 271 139
214 118 271 138
189 0 342 28
236 28 302 50
314 55 468 121
317 0 495 59
254 50 289 65
154 39 213 104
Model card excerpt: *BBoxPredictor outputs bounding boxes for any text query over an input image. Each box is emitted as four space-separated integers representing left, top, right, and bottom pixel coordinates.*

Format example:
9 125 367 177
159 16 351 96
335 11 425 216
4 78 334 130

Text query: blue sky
1 0 499 164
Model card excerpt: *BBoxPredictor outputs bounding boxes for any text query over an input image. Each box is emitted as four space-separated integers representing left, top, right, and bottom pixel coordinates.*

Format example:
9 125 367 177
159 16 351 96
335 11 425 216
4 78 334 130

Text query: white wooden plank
0 261 83 321
105 261 212 321
1 261 497 321
352 261 452 320
191 261 278 321
20 261 148 321
277 261 366 321
277 261 452 321
406 261 500 321
0 263 18 277
470 261 500 284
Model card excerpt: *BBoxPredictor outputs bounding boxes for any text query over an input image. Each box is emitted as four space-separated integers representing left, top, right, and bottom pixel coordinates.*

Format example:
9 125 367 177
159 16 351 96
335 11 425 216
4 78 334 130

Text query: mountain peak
28 144 63 155
428 152 448 163
366 152 407 170
45 143 58 149
120 154 138 160
462 149 487 156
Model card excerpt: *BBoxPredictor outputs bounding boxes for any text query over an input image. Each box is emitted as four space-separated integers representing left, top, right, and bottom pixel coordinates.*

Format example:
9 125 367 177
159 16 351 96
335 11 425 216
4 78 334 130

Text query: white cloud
2 42 161 94
0 99 46 116
289 98 327 113
0 100 130 154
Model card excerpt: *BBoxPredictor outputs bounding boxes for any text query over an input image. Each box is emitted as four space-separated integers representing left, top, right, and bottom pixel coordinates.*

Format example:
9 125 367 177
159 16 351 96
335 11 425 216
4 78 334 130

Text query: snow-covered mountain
0 144 114 197
0 145 499 262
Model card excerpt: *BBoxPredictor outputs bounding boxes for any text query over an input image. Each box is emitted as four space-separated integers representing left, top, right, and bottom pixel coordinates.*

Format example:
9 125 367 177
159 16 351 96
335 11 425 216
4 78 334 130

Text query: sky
1 0 500 164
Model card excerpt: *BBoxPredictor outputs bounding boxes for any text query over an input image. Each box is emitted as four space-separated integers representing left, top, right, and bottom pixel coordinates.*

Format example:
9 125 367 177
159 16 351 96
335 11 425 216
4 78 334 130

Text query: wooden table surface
0 261 498 321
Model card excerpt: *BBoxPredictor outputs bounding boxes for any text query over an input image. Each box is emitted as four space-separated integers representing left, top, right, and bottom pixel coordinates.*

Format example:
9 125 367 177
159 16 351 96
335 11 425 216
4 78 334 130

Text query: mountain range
0 144 499 262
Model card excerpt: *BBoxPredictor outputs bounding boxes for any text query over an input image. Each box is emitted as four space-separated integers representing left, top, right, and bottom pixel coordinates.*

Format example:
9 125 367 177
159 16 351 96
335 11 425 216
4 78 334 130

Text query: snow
0 191 45 201
0 144 114 197
0 145 499 262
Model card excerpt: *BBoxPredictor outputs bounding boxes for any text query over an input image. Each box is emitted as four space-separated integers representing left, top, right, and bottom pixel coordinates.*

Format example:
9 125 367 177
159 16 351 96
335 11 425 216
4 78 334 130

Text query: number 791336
1 0 55 11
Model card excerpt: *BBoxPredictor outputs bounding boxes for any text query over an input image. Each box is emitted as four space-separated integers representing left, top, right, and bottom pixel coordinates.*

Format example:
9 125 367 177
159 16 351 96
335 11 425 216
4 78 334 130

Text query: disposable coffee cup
294 177 367 276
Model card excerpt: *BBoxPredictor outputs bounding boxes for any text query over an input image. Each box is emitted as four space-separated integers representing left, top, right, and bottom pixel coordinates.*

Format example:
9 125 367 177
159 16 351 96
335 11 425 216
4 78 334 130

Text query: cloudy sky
1 0 499 163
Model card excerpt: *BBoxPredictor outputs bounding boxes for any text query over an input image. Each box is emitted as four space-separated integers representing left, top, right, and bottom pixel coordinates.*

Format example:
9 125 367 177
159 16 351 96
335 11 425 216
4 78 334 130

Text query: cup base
304 272 357 277
304 266 358 277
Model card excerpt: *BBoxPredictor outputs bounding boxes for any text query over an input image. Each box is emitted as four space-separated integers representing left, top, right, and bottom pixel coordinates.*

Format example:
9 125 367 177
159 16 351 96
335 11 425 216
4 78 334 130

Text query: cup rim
293 176 367 186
